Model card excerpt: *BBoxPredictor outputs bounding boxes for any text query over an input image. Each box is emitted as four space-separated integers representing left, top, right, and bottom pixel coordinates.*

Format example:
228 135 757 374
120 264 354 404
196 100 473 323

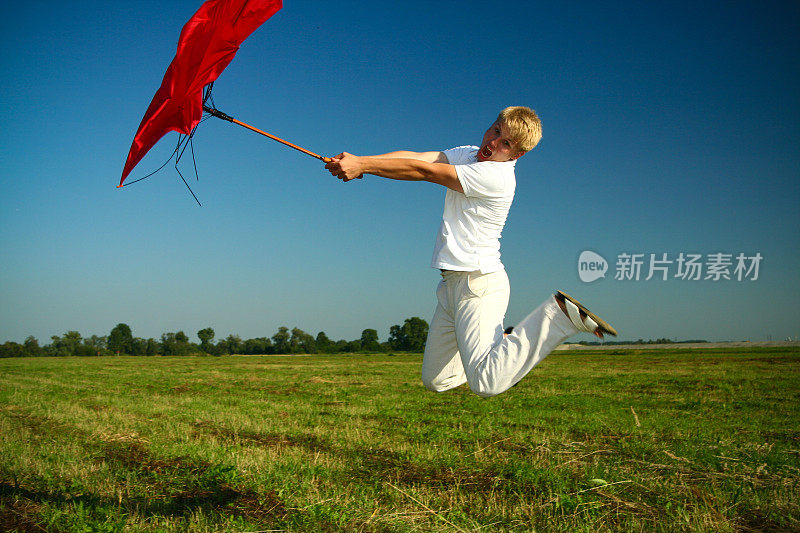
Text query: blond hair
497 106 542 153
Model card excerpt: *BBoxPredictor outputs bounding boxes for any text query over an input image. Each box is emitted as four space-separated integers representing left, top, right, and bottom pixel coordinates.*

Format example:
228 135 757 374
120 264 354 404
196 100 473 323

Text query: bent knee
471 386 500 398
422 377 451 393
467 379 509 398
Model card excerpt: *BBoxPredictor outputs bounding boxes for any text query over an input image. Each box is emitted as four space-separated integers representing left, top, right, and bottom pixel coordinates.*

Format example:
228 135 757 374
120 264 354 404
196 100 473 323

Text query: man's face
476 121 524 162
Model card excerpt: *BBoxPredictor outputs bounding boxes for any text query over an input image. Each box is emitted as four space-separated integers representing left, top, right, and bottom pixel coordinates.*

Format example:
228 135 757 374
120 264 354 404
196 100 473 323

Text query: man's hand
325 152 364 182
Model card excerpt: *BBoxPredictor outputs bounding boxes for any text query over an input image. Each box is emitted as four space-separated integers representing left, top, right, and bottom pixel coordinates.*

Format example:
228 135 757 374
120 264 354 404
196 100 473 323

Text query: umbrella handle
203 105 331 163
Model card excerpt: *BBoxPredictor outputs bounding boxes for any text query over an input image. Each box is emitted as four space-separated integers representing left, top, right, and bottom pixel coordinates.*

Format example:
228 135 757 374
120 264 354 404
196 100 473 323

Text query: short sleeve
442 145 515 199
442 146 477 166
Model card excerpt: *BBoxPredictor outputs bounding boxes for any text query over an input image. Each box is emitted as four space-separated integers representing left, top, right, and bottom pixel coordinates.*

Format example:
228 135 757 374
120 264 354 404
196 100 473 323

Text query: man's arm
369 151 447 164
324 151 463 193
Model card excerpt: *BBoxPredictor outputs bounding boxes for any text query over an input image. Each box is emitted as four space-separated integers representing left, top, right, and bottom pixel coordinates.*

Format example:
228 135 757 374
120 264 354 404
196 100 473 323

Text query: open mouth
479 145 493 159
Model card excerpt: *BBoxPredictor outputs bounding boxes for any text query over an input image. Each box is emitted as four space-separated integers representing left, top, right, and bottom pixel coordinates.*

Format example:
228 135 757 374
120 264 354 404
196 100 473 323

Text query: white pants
421 269 578 397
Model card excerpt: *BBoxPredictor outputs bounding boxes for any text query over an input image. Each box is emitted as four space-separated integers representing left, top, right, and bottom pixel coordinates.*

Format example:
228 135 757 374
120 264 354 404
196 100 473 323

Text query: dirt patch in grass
230 488 287 524
97 436 288 522
353 446 517 494
169 383 194 394
0 495 47 533
736 507 796 532
99 438 183 476
2 407 79 439
191 420 334 455
169 483 286 523
192 419 294 447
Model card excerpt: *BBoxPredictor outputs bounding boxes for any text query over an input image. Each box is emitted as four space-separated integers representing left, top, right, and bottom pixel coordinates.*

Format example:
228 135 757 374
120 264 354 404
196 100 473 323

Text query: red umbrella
119 0 309 188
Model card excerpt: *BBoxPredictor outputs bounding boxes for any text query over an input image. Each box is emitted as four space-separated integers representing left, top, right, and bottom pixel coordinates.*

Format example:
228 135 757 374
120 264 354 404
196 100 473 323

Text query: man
325 107 616 397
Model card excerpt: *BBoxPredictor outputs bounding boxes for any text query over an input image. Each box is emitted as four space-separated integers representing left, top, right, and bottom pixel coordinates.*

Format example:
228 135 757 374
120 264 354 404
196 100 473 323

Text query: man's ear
511 151 527 160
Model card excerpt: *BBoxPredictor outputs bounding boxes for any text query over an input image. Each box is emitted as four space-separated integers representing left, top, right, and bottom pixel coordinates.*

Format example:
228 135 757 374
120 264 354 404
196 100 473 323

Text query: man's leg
420 275 467 392
454 270 578 398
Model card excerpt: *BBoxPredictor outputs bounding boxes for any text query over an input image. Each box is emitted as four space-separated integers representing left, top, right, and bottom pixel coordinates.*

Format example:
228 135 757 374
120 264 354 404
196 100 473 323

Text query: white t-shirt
431 146 516 273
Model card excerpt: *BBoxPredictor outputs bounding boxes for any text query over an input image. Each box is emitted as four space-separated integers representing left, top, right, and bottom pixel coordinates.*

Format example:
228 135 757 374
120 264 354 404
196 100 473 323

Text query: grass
0 347 798 532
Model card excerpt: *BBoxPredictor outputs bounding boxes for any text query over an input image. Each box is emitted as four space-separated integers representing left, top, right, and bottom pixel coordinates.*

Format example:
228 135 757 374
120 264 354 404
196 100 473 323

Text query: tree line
0 317 429 358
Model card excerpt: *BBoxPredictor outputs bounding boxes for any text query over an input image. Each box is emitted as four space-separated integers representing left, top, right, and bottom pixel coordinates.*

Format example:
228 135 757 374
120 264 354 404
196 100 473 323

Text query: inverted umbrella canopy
119 0 282 187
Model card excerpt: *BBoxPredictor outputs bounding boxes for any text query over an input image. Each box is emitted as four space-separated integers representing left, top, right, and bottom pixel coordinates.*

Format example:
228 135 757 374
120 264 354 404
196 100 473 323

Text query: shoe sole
556 290 618 337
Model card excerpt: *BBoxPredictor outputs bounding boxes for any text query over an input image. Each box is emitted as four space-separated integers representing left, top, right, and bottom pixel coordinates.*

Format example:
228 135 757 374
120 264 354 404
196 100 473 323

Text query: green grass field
1 348 798 532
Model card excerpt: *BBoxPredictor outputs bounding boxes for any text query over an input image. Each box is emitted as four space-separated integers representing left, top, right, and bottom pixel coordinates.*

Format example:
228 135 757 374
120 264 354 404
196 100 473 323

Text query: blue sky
1 1 798 345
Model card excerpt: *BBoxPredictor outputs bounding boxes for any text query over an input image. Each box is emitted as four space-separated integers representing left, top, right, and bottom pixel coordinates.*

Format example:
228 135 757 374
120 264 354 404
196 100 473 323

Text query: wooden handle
231 118 328 162
203 105 330 163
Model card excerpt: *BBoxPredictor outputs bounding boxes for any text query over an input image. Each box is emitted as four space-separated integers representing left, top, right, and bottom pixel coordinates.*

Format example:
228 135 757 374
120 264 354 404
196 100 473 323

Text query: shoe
555 290 618 337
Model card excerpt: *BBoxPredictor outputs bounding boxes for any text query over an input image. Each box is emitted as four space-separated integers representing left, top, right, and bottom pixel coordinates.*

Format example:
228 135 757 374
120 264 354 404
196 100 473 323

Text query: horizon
4 318 798 348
